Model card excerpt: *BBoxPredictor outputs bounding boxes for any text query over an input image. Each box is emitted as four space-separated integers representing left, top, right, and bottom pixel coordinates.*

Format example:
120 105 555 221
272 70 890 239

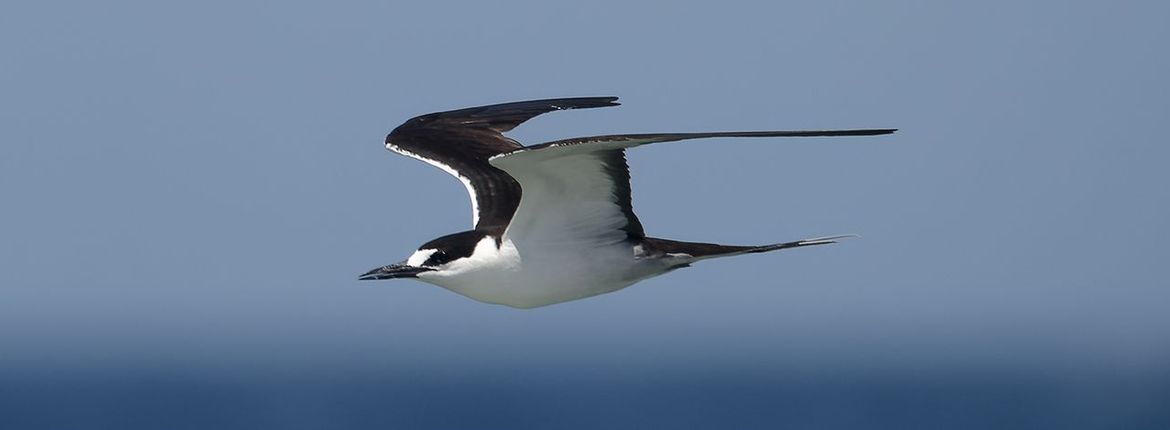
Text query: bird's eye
423 251 448 266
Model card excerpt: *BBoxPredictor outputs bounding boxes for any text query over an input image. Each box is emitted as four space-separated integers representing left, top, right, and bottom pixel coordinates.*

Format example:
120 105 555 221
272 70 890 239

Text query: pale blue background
2 1 1168 428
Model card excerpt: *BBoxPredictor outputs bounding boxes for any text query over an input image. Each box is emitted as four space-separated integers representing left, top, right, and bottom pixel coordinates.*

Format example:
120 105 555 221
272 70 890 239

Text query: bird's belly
425 245 667 308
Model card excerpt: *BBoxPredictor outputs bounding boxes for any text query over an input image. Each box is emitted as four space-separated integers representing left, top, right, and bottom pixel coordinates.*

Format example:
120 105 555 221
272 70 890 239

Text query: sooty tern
360 97 895 308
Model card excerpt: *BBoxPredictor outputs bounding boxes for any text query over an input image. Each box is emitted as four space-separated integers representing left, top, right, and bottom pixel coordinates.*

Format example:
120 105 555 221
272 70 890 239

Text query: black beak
358 262 434 280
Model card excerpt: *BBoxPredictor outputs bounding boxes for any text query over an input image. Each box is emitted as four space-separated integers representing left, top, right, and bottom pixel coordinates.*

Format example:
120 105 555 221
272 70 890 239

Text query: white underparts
413 236 684 309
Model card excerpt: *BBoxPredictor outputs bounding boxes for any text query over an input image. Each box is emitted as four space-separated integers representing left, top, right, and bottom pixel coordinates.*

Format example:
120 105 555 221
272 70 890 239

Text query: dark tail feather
643 235 856 260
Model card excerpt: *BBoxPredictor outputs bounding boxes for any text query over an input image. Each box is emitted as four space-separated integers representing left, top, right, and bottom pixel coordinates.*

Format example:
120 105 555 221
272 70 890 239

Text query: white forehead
407 248 438 266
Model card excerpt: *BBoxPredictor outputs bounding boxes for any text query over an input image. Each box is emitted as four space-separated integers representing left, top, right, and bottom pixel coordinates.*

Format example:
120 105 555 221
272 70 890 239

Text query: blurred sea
3 366 1167 429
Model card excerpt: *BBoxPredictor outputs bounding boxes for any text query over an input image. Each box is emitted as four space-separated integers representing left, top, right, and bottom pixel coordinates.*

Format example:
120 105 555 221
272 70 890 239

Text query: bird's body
409 232 680 308
361 97 894 308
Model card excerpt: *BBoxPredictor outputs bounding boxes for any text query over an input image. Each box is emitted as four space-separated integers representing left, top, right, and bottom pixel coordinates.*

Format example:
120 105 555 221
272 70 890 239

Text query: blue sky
1 0 1169 426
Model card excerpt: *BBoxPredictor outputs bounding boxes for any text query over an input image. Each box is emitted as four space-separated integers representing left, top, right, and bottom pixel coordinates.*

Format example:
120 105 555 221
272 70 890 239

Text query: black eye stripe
417 230 489 266
424 251 450 266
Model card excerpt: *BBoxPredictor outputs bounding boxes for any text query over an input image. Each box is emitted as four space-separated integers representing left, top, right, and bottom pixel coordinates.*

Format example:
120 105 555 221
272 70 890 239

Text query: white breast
415 237 676 308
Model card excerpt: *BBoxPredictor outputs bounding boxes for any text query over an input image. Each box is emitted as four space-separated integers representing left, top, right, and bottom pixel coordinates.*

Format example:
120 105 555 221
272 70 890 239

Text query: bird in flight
360 97 895 308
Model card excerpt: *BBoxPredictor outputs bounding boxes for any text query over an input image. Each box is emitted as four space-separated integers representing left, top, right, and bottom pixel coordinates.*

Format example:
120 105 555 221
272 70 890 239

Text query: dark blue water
3 367 1167 429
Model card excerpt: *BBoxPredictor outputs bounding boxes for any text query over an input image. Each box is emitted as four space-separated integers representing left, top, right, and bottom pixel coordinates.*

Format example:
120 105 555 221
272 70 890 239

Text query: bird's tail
642 234 856 261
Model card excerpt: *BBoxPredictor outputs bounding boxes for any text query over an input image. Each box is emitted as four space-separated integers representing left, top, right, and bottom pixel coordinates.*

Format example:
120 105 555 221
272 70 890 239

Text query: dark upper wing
384 97 621 230
489 129 895 248
516 129 898 153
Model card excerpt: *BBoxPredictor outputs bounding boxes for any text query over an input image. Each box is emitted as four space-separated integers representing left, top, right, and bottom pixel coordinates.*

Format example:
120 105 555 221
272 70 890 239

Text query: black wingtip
829 128 897 136
786 128 898 137
547 96 621 110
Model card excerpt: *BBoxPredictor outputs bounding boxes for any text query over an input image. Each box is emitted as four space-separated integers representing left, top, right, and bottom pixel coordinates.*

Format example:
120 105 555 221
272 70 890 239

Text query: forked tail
642 235 856 261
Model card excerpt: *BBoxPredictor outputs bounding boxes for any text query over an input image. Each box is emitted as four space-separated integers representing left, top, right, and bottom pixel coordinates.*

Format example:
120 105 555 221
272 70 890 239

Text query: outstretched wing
384 97 621 230
488 129 896 250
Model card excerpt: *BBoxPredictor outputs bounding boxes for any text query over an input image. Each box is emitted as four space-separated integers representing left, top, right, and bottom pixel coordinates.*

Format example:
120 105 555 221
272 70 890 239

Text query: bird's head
358 230 489 281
